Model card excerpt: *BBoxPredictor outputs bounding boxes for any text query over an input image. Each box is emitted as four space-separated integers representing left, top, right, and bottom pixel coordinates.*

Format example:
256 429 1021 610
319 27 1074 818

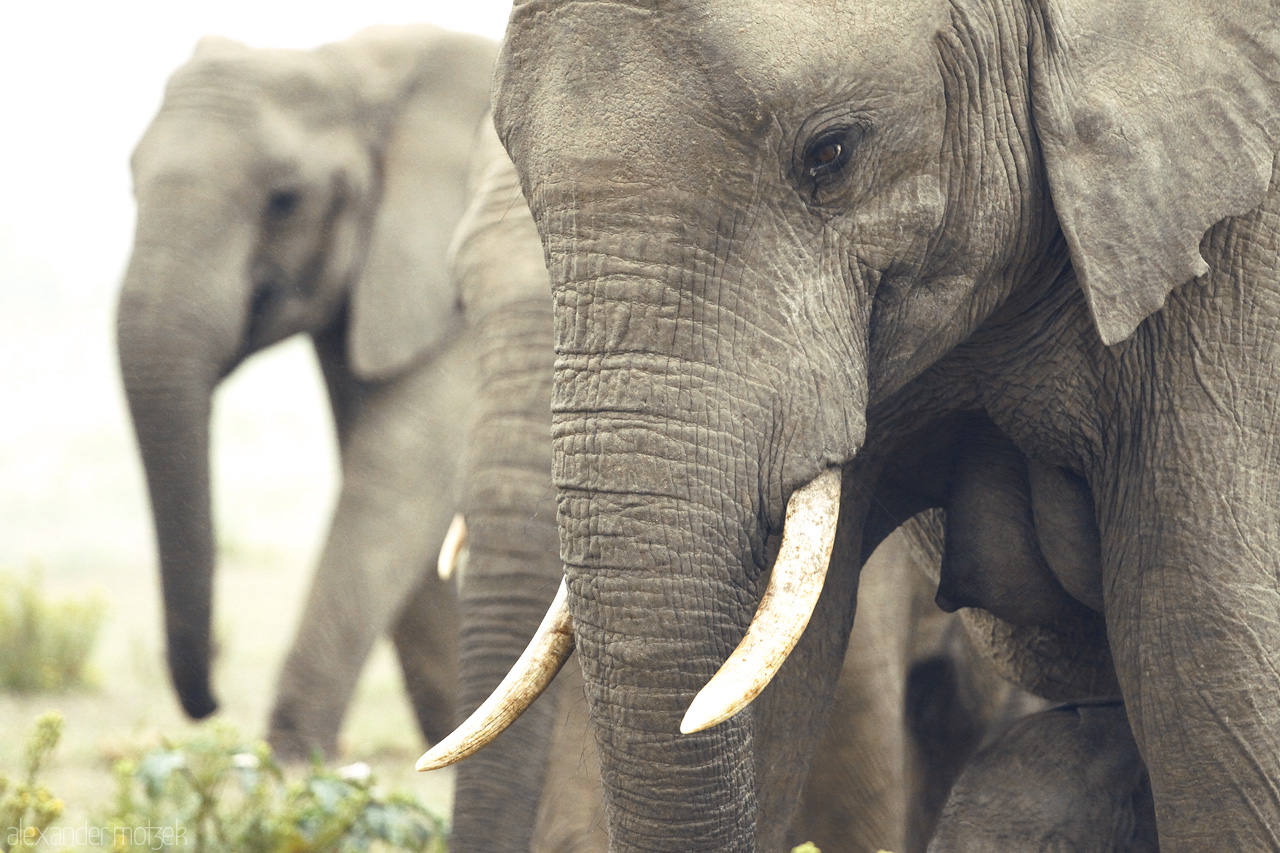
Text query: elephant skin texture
116 25 496 760
490 0 1280 849
444 126 1041 853
928 699 1157 853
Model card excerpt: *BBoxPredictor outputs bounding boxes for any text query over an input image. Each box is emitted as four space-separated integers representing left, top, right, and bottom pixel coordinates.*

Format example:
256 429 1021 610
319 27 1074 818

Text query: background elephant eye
266 189 300 221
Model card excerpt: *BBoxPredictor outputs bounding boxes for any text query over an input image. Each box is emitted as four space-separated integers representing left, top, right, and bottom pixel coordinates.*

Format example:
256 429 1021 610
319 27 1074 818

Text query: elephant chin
417 467 843 770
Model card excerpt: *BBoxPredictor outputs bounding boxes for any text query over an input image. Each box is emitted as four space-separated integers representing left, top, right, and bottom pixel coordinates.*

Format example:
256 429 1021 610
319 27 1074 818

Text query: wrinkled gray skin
493 0 1280 849
446 129 1039 853
116 25 495 759
929 699 1157 852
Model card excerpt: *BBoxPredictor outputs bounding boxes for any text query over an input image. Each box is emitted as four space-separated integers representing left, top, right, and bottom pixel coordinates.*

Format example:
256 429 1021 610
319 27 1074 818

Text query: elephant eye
265 189 300 221
808 141 842 174
804 132 852 180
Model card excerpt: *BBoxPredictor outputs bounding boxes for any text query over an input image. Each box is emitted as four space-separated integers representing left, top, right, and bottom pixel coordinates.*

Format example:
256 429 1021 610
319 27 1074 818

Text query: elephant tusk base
680 467 842 734
416 578 574 771
437 513 468 580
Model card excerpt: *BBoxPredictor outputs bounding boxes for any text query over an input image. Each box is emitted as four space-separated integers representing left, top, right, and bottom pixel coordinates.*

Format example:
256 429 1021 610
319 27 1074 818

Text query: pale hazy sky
0 3 515 576
1 2 512 301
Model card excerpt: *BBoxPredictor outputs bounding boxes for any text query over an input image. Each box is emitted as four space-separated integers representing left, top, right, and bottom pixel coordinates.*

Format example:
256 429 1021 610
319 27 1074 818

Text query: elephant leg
389 569 460 746
1101 482 1280 849
1095 322 1280 847
788 532 914 853
266 328 472 761
531 657 610 853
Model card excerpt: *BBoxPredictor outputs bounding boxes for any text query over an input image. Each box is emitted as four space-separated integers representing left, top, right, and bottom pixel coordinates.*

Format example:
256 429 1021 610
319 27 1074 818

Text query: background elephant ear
347 32 495 381
1029 0 1280 345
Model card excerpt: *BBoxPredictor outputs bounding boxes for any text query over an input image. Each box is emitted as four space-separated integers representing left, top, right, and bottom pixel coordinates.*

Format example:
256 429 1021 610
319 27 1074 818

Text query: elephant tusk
680 467 842 734
437 514 468 580
416 578 574 771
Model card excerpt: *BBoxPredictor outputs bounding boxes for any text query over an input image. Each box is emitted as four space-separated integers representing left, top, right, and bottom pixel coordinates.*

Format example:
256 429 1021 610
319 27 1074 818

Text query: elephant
436 124 1041 853
417 0 1280 849
928 699 1157 852
115 24 497 760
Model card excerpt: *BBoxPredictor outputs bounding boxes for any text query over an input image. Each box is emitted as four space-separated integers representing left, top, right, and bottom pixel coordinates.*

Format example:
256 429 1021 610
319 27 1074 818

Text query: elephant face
495 0 1063 455
130 61 376 362
116 25 493 721
484 0 1280 849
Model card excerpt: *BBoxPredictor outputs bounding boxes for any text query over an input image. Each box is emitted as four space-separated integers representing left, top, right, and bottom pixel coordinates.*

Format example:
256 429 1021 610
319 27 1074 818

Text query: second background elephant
116 24 496 760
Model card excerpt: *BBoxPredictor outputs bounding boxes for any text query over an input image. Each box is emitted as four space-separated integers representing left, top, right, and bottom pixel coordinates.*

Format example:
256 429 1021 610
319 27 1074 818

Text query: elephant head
116 25 494 722
426 1 1280 849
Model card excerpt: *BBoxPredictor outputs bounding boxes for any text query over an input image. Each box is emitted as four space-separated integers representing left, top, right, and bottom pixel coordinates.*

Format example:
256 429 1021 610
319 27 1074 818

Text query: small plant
101 720 448 852
0 568 104 692
0 712 66 851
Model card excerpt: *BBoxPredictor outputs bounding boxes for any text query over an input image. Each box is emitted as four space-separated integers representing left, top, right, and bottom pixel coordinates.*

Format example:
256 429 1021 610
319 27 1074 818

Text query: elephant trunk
116 200 252 719
536 183 872 847
556 413 765 850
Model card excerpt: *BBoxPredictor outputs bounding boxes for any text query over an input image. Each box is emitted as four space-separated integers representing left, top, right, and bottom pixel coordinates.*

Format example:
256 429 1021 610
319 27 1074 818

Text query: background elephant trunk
116 201 253 719
451 296 563 850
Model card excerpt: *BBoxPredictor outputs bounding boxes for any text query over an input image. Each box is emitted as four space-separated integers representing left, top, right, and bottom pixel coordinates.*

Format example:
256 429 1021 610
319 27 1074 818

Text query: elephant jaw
415 467 843 771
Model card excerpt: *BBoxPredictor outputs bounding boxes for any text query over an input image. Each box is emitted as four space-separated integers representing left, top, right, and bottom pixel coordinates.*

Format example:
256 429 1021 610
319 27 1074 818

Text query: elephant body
482 0 1280 849
444 127 1040 853
116 25 496 759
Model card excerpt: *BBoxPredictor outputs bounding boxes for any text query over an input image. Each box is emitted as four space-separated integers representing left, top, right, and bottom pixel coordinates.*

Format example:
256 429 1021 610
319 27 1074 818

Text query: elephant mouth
416 467 843 772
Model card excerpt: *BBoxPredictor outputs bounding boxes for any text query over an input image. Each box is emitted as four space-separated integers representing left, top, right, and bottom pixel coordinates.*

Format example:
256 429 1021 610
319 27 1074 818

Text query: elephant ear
347 31 496 381
1029 0 1280 345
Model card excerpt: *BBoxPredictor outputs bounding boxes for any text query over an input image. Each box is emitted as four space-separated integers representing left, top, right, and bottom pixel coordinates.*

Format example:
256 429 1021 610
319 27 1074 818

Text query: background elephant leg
903 618 1045 852
531 657 610 853
389 569 460 746
789 532 914 853
788 527 1042 853
266 327 472 761
927 700 1156 853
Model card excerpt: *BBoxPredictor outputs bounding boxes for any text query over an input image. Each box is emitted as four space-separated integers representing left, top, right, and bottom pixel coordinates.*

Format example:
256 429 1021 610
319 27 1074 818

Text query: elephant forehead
164 49 354 128
499 0 947 149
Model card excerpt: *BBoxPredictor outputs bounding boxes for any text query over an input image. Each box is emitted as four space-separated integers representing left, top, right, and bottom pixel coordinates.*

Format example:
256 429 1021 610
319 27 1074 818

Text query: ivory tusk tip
415 750 448 772
686 676 747 732
678 708 710 735
412 578 575 774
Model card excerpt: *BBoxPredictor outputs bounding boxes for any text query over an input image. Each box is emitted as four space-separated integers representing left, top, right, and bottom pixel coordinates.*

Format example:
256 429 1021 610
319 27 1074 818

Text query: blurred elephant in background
436 125 1040 853
928 699 1157 852
115 24 496 760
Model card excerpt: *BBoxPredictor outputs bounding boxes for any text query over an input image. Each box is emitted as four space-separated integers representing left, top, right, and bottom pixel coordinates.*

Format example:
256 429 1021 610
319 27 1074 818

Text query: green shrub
100 720 448 852
0 712 66 851
0 569 104 692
